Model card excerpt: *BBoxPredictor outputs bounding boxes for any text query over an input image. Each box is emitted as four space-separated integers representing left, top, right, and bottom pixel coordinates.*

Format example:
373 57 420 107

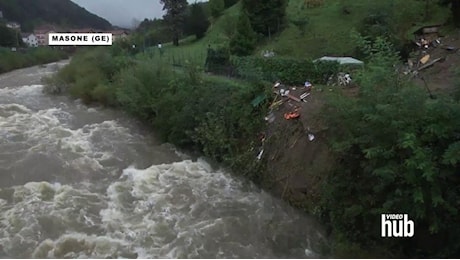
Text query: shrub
232 56 340 85
210 0 225 18
44 47 132 104
204 46 234 75
0 47 67 74
229 11 257 56
223 0 238 8
320 35 460 258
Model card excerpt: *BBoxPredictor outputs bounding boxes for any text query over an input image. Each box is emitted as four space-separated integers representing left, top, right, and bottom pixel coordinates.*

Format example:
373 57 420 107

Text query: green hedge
0 47 68 74
231 56 340 85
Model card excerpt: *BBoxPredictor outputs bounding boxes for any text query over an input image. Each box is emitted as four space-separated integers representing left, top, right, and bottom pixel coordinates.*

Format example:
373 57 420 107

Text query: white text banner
48 33 113 46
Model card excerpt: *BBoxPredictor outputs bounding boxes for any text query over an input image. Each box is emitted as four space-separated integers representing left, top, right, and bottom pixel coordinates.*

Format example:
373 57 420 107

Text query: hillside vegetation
139 0 450 67
0 47 68 73
0 0 112 32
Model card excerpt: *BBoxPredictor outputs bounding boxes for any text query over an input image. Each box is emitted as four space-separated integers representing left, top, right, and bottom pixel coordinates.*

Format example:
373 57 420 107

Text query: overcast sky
71 0 200 28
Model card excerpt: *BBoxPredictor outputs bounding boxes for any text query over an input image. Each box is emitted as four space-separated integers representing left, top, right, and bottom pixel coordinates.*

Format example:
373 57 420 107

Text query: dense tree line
184 3 210 39
241 0 288 36
160 0 188 46
155 1 211 45
0 24 21 47
227 0 287 56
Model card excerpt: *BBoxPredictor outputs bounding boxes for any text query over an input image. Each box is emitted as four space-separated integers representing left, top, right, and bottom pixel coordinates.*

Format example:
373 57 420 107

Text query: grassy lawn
139 0 450 66
140 2 242 67
260 0 450 59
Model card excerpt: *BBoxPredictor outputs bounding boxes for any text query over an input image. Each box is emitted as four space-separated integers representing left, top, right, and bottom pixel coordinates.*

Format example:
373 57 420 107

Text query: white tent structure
314 56 364 65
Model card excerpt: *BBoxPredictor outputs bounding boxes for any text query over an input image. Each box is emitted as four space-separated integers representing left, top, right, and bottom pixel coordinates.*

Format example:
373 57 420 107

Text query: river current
0 61 326 258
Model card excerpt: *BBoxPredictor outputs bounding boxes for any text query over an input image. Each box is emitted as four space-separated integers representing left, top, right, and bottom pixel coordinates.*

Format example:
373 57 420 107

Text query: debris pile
404 26 458 76
327 72 354 87
270 80 312 113
257 79 317 160
255 56 366 161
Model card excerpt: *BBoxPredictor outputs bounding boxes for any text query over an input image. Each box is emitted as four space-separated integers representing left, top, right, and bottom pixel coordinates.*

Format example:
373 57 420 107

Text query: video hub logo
381 214 414 237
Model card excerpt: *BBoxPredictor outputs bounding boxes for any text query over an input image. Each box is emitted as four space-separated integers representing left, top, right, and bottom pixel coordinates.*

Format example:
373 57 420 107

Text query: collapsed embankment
258 88 333 212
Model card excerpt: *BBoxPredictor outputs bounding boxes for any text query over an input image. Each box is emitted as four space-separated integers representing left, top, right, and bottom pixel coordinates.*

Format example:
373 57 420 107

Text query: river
0 61 326 258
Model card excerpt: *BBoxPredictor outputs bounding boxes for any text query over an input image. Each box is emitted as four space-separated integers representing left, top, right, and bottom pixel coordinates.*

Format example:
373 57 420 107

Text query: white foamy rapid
0 63 326 258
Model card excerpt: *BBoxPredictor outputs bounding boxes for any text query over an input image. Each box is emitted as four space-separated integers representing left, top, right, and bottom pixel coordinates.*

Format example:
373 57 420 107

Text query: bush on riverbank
43 47 135 104
47 47 269 180
116 59 269 180
0 47 68 74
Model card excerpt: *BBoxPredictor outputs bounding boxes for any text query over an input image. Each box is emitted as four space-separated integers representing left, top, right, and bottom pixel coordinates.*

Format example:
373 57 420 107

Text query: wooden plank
300 92 310 99
286 94 301 102
418 57 442 71
423 27 439 34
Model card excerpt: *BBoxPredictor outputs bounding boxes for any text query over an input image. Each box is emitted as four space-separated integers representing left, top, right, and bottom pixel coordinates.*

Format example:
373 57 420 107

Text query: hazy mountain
0 0 112 32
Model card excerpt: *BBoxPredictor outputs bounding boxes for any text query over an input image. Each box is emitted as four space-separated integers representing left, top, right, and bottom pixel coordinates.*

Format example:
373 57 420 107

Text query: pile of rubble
327 72 354 87
403 35 458 77
266 80 312 121
255 80 317 160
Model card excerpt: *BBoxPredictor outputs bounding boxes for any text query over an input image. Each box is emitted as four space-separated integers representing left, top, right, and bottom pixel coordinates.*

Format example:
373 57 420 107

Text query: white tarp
314 56 364 65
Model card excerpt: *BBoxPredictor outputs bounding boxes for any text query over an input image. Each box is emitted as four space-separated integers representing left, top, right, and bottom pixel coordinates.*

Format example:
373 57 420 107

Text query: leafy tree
224 0 238 8
0 24 16 47
220 14 238 39
185 3 210 39
320 34 460 258
135 18 173 45
241 0 288 36
229 11 257 56
160 0 188 46
209 0 225 18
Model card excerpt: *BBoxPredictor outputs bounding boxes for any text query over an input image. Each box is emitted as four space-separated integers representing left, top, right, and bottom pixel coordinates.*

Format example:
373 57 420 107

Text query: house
34 25 56 46
21 33 38 47
69 28 96 33
109 30 129 41
34 25 57 45
6 22 21 31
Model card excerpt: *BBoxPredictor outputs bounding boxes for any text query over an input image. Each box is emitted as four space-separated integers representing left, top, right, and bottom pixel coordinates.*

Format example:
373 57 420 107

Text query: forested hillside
0 0 112 32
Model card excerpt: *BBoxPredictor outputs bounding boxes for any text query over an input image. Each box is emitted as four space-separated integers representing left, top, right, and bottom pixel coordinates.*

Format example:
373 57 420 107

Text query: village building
68 28 96 33
34 25 56 46
109 30 129 41
6 21 21 31
21 33 38 47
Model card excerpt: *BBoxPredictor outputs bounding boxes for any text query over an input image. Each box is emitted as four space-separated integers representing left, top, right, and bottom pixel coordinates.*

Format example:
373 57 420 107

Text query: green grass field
142 0 450 66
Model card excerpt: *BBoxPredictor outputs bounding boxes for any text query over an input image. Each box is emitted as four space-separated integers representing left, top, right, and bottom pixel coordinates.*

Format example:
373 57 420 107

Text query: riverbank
0 47 69 74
